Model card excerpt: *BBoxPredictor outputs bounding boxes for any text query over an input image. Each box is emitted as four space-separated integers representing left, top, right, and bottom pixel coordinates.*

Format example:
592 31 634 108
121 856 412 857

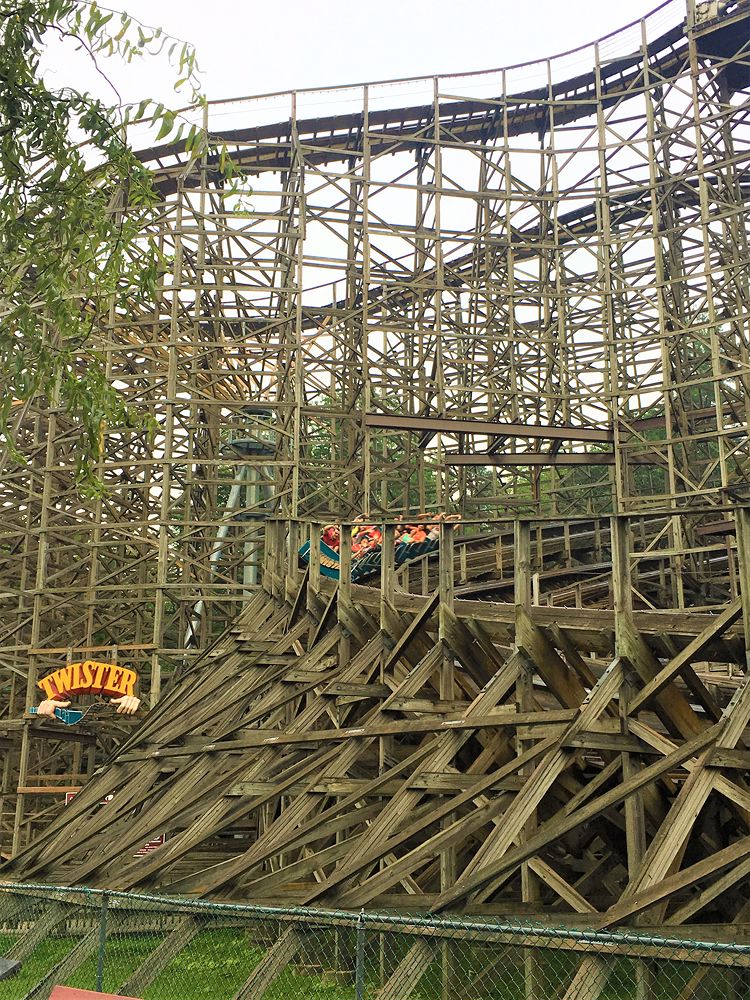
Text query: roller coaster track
140 22 694 185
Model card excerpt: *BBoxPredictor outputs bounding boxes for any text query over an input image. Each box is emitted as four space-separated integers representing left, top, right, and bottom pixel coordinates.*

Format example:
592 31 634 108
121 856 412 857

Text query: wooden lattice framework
2 0 750 938
4 516 750 928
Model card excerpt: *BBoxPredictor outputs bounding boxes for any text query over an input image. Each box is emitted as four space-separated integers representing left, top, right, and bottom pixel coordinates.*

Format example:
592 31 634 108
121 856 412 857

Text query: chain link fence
1 883 749 1000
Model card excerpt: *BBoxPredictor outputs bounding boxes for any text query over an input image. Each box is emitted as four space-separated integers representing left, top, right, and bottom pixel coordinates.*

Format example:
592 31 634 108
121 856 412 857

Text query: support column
438 519 455 1000
514 520 541 992
612 516 647 883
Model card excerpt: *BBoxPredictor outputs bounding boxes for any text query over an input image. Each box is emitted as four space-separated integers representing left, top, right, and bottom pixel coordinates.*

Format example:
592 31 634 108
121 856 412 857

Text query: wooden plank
178 737 443 898
317 652 525 893
383 589 440 672
670 852 750 924
227 773 525 797
364 412 613 443
626 671 750 905
464 658 624 901
24 929 101 1000
324 681 390 698
628 596 743 713
16 786 82 795
328 738 560 908
515 607 590 710
709 747 750 769
232 928 304 1000
377 940 437 1000
563 733 652 753
614 615 704 739
382 697 471 713
5 904 68 962
528 857 596 913
122 709 582 761
445 452 652 466
597 833 750 929
629 719 750 816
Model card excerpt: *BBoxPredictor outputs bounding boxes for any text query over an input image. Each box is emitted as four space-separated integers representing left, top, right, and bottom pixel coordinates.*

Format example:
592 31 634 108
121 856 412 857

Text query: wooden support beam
364 412 613 443
527 857 596 913
232 928 305 1000
444 453 658 467
118 918 201 997
628 596 743 714
120 709 575 761
597 833 750 929
25 928 103 1000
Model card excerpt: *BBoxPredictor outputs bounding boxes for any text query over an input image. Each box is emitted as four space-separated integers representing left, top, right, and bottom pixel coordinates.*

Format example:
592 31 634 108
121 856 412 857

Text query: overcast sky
44 0 677 111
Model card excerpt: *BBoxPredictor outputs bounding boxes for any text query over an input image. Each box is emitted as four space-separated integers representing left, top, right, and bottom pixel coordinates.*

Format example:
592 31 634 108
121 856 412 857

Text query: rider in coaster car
399 512 462 544
352 524 382 558
321 524 341 552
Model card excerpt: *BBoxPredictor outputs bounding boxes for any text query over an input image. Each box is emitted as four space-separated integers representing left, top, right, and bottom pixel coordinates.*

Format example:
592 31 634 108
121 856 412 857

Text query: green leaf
155 111 175 141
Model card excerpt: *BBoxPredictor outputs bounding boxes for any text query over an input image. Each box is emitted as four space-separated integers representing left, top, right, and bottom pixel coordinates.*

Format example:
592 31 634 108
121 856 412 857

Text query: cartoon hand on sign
37 698 72 718
111 695 141 715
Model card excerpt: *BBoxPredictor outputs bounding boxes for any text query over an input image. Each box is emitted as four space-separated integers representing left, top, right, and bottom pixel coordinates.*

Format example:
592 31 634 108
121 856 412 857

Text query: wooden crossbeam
669 852 750 924
364 412 613 442
119 709 574 762
444 452 654 466
326 738 560 908
628 596 744 714
227 773 526 797
597 833 750 929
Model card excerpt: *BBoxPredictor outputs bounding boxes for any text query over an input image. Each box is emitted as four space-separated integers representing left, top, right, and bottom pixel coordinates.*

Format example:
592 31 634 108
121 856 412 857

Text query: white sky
44 0 671 110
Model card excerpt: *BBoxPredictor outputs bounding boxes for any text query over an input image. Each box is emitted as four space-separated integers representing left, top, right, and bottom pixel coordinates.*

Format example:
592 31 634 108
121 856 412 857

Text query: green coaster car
299 536 440 582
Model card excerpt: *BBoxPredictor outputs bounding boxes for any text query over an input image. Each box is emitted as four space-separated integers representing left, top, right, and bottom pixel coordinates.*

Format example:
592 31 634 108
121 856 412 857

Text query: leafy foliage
0 0 206 489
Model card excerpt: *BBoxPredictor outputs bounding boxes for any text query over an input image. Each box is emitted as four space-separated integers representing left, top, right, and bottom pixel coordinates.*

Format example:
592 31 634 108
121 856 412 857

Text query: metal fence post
355 908 366 1000
96 890 109 992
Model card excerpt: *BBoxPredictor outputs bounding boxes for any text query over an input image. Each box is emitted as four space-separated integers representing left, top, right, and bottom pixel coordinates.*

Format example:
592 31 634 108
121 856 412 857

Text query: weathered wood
629 596 743 713
6 503 750 934
433 724 720 910
5 903 68 962
527 857 596 913
597 833 750 928
232 928 305 1000
4 8 750 875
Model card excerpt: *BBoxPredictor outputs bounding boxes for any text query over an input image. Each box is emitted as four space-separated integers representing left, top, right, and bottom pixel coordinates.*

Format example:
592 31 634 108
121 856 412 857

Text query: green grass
0 927 358 1000
0 935 86 999
1 926 745 1000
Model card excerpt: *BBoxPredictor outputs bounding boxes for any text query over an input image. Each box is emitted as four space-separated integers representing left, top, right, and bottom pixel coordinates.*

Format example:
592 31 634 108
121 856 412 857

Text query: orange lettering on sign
38 662 138 700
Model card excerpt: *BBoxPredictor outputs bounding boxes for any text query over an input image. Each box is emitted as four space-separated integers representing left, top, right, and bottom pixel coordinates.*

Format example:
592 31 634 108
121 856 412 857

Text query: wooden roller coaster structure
3 0 750 950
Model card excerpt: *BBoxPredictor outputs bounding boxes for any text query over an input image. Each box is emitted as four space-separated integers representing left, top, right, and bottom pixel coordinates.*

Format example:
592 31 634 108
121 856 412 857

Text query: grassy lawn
0 926 741 1000
0 927 358 1000
0 935 87 999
